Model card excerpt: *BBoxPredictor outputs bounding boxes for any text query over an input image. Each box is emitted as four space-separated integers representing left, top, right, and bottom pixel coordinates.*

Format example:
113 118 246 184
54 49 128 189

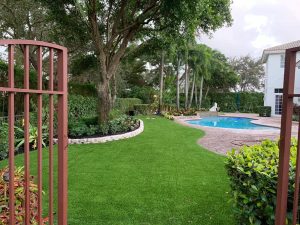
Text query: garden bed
65 120 143 144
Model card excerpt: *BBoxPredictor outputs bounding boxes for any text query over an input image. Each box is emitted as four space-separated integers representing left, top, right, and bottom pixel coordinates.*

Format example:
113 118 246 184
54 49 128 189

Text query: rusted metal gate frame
276 46 300 225
0 40 68 225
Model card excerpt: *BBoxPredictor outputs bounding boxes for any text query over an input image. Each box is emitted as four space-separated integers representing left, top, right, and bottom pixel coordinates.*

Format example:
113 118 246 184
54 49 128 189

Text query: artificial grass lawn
0 116 235 225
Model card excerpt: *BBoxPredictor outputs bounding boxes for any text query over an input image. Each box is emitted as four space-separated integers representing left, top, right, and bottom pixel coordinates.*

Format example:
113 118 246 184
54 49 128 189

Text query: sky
199 0 300 59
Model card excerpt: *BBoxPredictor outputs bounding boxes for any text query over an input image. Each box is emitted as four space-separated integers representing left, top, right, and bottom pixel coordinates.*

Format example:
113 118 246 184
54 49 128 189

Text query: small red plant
0 167 47 225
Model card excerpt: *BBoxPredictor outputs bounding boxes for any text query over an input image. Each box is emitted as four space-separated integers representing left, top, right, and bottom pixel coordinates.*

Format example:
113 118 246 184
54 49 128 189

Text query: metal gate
276 46 300 225
0 40 68 225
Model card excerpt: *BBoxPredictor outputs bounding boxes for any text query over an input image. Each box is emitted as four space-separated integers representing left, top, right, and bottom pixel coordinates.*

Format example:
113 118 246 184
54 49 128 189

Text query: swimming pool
187 116 277 130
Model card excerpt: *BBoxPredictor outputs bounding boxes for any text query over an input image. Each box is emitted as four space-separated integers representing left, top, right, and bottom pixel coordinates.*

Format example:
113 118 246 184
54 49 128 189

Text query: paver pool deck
175 113 299 155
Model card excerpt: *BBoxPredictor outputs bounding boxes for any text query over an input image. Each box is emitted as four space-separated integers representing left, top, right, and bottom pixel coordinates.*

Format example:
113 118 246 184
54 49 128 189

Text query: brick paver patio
175 113 299 155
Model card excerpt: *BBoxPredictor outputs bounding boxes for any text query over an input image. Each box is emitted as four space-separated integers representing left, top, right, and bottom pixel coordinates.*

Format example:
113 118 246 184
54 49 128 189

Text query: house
262 40 300 116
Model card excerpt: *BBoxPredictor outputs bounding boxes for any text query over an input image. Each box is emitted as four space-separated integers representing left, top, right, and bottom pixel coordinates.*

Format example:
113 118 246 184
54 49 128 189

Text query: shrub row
68 115 139 138
206 92 264 113
226 139 297 225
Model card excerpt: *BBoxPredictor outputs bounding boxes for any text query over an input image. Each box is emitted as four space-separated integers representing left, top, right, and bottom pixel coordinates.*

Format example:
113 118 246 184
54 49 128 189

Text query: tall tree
40 0 233 123
229 56 264 92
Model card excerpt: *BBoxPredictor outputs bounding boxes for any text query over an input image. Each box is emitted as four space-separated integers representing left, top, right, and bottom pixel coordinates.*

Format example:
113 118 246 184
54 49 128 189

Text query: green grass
0 116 235 225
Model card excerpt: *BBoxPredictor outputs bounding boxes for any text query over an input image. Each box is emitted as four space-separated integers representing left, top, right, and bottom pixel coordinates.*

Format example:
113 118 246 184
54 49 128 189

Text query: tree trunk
199 76 204 109
111 73 117 107
176 56 180 111
204 86 210 100
97 82 111 124
195 85 198 107
158 51 165 114
184 63 189 110
188 72 195 109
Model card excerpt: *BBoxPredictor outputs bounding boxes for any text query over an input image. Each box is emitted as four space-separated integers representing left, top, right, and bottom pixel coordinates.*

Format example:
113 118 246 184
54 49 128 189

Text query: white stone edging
66 119 144 144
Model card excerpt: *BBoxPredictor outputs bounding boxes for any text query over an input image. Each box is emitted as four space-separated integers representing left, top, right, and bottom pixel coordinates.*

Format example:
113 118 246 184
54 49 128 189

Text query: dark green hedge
114 98 142 114
258 106 271 117
68 82 97 97
226 139 297 224
207 92 264 113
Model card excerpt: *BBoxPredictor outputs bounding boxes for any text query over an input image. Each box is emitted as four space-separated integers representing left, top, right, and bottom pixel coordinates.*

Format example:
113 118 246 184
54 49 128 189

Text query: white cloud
199 0 300 58
244 15 268 32
251 34 279 49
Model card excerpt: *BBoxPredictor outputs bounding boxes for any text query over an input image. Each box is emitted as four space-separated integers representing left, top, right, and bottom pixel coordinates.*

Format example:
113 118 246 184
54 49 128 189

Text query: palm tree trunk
158 51 165 114
195 85 198 107
199 76 204 109
176 56 180 111
184 63 189 110
188 72 195 109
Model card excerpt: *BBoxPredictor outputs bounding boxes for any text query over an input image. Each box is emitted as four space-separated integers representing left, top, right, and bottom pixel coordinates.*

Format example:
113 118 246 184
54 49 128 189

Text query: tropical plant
0 167 47 224
15 122 48 150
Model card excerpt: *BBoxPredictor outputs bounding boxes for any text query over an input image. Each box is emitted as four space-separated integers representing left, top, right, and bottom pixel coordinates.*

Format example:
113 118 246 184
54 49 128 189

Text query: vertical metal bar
292 116 300 225
8 44 15 225
37 46 43 225
275 49 297 225
57 49 68 225
23 44 31 225
48 48 54 225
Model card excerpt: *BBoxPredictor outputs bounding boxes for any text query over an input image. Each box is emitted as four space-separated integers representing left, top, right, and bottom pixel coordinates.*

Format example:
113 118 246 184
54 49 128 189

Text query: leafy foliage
114 98 142 114
68 115 139 138
0 122 9 160
134 104 153 115
226 139 298 225
0 167 45 224
229 56 264 92
68 95 97 124
258 106 272 117
207 92 264 113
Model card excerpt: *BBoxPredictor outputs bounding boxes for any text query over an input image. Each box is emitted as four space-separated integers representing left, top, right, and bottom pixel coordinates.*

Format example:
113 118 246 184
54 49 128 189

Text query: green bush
0 122 9 160
114 98 142 114
208 92 264 113
226 139 297 225
68 95 97 123
68 82 97 97
258 106 271 117
134 104 152 115
68 115 140 138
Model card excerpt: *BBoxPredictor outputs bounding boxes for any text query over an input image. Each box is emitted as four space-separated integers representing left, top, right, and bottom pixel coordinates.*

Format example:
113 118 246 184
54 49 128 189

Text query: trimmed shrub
258 106 271 117
134 104 153 115
68 95 97 123
114 98 142 114
68 82 97 97
208 92 264 113
225 139 297 225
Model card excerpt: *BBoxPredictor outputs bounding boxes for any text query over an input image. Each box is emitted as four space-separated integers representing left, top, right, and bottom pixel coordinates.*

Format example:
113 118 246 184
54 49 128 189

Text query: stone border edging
57 120 144 145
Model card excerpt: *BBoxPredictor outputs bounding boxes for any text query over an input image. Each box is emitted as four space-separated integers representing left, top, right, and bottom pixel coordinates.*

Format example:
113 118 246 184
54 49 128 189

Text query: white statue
209 102 218 112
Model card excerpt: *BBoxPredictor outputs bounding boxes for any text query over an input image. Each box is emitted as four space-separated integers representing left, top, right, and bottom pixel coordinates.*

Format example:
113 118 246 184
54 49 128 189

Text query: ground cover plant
0 117 235 225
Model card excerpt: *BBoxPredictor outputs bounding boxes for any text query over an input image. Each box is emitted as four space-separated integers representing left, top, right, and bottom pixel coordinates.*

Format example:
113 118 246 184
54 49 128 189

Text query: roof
261 40 300 63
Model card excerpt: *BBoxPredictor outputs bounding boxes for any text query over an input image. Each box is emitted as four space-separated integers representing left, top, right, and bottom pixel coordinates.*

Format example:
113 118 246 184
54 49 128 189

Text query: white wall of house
264 52 300 116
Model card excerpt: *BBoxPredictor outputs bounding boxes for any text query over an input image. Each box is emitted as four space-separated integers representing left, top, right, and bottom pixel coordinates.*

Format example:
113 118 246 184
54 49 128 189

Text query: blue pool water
187 116 277 130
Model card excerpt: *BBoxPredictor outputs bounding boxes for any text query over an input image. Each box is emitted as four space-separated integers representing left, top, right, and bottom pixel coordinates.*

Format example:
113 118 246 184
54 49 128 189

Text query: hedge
114 98 142 114
207 92 264 113
226 139 297 225
258 106 271 117
134 104 153 115
68 82 97 97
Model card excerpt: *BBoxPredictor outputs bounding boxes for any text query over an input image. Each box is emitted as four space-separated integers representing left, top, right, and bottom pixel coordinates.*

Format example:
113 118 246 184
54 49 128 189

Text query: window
275 95 283 115
274 88 283 93
280 54 285 68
